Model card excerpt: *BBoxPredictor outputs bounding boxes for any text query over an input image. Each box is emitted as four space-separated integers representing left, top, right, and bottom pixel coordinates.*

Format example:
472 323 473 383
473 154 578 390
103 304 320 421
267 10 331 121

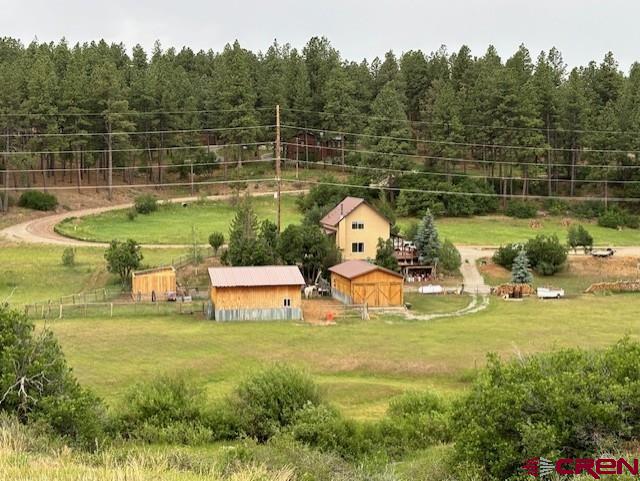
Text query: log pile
585 280 640 294
492 284 534 297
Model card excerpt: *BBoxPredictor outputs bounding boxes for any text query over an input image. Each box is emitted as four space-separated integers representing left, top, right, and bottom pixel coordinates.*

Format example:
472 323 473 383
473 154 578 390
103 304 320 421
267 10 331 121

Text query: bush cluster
18 191 58 211
493 235 567 275
134 194 158 214
598 207 640 229
505 200 537 218
454 339 640 481
61 247 75 267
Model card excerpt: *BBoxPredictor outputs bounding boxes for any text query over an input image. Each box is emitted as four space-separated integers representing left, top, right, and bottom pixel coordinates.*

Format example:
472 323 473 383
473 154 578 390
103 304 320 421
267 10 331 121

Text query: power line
284 158 640 185
2 140 273 157
282 141 638 170
283 124 640 155
6 177 278 192
0 125 275 139
280 178 640 203
0 107 274 118
283 107 640 138
7 158 273 174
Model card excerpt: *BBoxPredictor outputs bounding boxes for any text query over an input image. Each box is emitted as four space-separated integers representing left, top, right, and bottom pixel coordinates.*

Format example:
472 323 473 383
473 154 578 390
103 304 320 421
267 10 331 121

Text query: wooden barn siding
211 285 302 310
331 270 403 307
132 270 176 296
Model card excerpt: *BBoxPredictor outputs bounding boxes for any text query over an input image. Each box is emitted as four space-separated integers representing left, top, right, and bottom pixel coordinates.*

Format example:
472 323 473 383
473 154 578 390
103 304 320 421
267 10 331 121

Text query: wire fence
24 300 210 320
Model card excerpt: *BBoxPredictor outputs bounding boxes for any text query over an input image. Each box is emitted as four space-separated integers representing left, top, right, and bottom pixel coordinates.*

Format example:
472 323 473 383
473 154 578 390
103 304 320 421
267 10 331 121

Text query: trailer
537 287 565 299
591 248 615 258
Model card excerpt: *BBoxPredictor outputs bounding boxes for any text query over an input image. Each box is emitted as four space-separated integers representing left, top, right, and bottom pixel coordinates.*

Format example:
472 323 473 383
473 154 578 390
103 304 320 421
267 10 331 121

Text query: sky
2 0 640 71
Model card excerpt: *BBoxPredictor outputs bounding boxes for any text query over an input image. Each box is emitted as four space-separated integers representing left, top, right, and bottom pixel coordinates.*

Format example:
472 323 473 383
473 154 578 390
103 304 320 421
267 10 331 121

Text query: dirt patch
302 298 343 325
567 255 640 277
478 259 510 280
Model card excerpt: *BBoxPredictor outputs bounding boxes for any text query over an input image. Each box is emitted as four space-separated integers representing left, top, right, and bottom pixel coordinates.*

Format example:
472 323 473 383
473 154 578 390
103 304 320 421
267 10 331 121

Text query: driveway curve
0 190 307 248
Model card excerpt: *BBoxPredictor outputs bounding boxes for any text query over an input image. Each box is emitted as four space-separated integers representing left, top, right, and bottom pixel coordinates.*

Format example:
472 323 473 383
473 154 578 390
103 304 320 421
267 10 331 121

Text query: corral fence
170 247 215 269
24 300 209 320
22 287 123 311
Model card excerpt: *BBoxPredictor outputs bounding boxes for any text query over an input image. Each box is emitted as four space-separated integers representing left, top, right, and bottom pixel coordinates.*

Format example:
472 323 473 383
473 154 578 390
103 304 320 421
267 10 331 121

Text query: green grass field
55 195 303 244
398 215 640 246
44 294 640 420
0 245 189 305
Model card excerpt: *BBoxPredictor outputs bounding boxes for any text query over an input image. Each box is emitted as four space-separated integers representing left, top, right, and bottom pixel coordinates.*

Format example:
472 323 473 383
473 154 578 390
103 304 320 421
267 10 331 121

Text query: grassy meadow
43 294 640 420
398 215 640 246
55 195 303 244
0 244 189 305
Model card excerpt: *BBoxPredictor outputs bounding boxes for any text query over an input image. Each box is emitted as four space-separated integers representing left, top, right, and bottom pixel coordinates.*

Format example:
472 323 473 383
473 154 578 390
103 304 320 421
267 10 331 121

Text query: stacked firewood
492 284 535 297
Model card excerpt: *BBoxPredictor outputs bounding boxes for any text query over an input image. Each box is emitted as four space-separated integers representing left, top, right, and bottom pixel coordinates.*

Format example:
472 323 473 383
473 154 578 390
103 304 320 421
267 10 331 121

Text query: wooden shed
208 266 305 321
329 260 404 307
131 266 177 301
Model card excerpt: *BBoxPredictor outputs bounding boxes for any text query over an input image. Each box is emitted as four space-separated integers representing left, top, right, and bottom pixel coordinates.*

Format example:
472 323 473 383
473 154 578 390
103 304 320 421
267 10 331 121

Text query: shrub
231 365 322 442
453 340 640 481
571 200 605 219
492 243 521 269
525 234 568 275
505 200 537 218
290 404 361 458
208 232 225 256
598 209 626 229
126 209 137 221
0 307 106 448
18 191 58 211
61 247 75 267
567 224 593 253
383 391 451 450
134 194 158 214
543 198 569 216
116 374 212 444
438 239 461 274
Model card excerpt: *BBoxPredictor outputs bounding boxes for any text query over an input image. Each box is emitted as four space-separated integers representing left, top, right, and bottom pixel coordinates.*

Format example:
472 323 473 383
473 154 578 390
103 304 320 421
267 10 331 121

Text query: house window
351 242 364 253
351 221 364 230
283 298 291 307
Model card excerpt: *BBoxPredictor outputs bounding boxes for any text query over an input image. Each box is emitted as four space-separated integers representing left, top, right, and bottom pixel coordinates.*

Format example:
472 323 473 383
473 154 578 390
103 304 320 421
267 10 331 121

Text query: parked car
591 248 615 258
537 287 565 299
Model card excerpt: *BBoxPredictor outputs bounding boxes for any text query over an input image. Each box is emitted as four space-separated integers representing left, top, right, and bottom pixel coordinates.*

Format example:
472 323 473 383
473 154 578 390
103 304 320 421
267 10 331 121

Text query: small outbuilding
131 266 177 301
329 260 404 307
208 265 306 321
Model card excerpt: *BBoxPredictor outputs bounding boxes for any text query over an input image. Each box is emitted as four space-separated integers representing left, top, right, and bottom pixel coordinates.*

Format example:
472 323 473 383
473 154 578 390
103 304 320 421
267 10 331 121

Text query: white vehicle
537 287 565 299
418 284 444 294
591 248 615 258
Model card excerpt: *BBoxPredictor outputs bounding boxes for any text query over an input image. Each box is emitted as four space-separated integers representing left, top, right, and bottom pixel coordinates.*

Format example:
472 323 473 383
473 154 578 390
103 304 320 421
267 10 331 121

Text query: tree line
2 36 640 211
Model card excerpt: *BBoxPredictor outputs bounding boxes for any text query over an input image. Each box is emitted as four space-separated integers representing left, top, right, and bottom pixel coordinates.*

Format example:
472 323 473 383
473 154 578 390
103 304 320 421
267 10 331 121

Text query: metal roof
320 196 366 227
328 260 403 280
208 265 306 287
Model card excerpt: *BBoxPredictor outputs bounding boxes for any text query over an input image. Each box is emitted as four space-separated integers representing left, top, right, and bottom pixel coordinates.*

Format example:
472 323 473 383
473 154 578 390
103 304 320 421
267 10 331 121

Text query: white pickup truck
537 287 565 299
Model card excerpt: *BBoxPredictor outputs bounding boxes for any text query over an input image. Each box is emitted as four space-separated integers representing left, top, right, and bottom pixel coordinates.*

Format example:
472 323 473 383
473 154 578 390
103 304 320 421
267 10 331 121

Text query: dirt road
0 190 307 248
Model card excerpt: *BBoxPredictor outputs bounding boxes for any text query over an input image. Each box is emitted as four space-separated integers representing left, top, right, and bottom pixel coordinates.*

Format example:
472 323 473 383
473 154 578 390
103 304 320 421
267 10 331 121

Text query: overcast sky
2 0 639 71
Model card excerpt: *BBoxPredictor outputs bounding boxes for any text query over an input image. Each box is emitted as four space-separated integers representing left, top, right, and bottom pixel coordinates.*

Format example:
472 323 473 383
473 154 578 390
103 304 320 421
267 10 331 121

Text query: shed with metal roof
208 266 306 321
329 260 404 307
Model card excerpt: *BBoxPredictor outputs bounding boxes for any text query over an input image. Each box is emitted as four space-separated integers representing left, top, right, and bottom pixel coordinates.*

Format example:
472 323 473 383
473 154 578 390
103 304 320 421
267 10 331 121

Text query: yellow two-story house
320 197 391 261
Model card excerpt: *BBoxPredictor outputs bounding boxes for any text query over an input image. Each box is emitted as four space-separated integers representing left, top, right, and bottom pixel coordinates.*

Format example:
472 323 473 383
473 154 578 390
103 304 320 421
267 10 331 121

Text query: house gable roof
208 265 305 288
320 197 390 229
328 260 403 280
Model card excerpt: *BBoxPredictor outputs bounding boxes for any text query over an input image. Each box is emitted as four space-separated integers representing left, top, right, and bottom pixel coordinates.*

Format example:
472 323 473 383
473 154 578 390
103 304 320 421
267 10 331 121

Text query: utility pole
275 104 281 232
3 127 9 213
107 115 113 201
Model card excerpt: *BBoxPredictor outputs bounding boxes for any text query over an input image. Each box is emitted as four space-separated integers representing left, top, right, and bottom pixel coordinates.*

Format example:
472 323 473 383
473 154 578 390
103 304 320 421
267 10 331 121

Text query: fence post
84 303 87 317
59 304 63 319
110 303 113 318
103 289 107 301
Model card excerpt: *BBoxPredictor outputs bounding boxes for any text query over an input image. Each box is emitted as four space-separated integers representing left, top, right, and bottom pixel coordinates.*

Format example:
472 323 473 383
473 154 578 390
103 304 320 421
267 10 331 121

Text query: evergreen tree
227 199 271 266
415 209 441 265
511 249 533 284
375 238 399 272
